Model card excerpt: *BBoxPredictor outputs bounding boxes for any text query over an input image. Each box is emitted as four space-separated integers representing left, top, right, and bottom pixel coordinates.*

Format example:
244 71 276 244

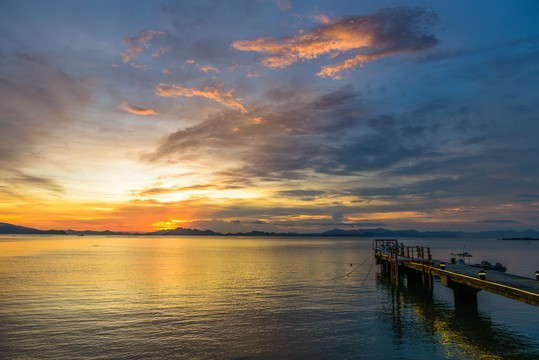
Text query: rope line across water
330 252 374 281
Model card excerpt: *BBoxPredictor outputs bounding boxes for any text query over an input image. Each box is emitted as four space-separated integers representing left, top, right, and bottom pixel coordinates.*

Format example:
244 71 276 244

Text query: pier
374 239 539 307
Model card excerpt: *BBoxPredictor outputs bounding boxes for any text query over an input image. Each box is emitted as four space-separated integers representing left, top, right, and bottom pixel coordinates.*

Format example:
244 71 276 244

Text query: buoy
535 271 539 281
439 263 446 270
478 270 486 280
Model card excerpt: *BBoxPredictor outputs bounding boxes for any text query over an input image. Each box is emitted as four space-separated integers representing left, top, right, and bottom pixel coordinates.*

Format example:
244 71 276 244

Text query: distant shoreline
2 222 539 239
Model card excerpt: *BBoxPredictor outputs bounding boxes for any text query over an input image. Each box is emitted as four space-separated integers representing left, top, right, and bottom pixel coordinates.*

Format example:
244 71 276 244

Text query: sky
1 0 539 233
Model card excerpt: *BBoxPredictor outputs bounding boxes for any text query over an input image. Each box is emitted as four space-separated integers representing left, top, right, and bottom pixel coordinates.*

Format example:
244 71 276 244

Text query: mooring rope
361 255 376 286
330 252 374 281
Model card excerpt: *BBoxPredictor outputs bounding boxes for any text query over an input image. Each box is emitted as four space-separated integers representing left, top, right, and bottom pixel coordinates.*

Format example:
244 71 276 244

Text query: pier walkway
374 239 539 307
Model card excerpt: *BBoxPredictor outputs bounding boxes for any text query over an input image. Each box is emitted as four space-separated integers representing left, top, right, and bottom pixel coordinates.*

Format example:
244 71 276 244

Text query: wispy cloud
15 173 64 193
121 30 166 64
119 103 157 116
132 184 214 197
0 52 94 169
233 6 438 78
198 64 220 73
275 189 327 198
277 0 292 10
262 0 292 11
155 83 247 113
5 170 65 194
519 193 539 199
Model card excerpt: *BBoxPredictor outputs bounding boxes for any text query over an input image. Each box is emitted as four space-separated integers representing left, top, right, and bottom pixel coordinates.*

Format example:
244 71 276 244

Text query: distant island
0 222 67 235
2 222 539 239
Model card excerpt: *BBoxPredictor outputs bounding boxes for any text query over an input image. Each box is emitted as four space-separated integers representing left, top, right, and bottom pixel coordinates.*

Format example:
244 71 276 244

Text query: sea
0 235 538 359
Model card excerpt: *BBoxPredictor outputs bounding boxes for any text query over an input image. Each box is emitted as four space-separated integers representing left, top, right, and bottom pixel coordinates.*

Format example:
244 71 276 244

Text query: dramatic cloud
144 86 362 166
155 83 247 113
144 84 455 183
233 6 439 78
119 103 157 116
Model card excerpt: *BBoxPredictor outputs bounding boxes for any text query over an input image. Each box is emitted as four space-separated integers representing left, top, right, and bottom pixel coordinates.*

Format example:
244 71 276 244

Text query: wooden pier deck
374 239 539 307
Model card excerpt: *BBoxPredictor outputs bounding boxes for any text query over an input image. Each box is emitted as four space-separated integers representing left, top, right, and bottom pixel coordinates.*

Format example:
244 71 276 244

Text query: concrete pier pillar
445 279 480 309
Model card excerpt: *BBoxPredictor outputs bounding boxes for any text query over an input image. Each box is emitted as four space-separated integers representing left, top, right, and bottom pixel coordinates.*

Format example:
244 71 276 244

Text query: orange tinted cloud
121 52 130 64
119 103 157 116
311 14 332 25
233 7 438 78
152 47 167 57
317 53 379 79
121 30 166 63
198 65 220 73
155 83 247 113
232 28 370 70
275 0 292 10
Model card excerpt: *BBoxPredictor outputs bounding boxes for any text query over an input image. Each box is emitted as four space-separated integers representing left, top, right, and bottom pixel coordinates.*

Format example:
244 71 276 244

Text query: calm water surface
0 235 538 359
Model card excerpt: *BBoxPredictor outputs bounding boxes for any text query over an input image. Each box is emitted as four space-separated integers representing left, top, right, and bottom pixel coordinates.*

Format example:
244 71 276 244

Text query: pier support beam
441 275 480 310
452 283 479 305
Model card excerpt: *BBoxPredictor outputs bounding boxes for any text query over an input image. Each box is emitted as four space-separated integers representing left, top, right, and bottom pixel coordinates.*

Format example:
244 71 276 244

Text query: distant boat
451 251 473 265
470 260 507 272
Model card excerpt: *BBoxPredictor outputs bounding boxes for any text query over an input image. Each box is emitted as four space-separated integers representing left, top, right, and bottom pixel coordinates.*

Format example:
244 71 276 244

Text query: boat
450 251 473 265
470 260 507 272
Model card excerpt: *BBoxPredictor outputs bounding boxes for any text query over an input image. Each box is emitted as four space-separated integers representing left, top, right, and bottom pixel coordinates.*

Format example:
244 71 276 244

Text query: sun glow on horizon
151 219 192 231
